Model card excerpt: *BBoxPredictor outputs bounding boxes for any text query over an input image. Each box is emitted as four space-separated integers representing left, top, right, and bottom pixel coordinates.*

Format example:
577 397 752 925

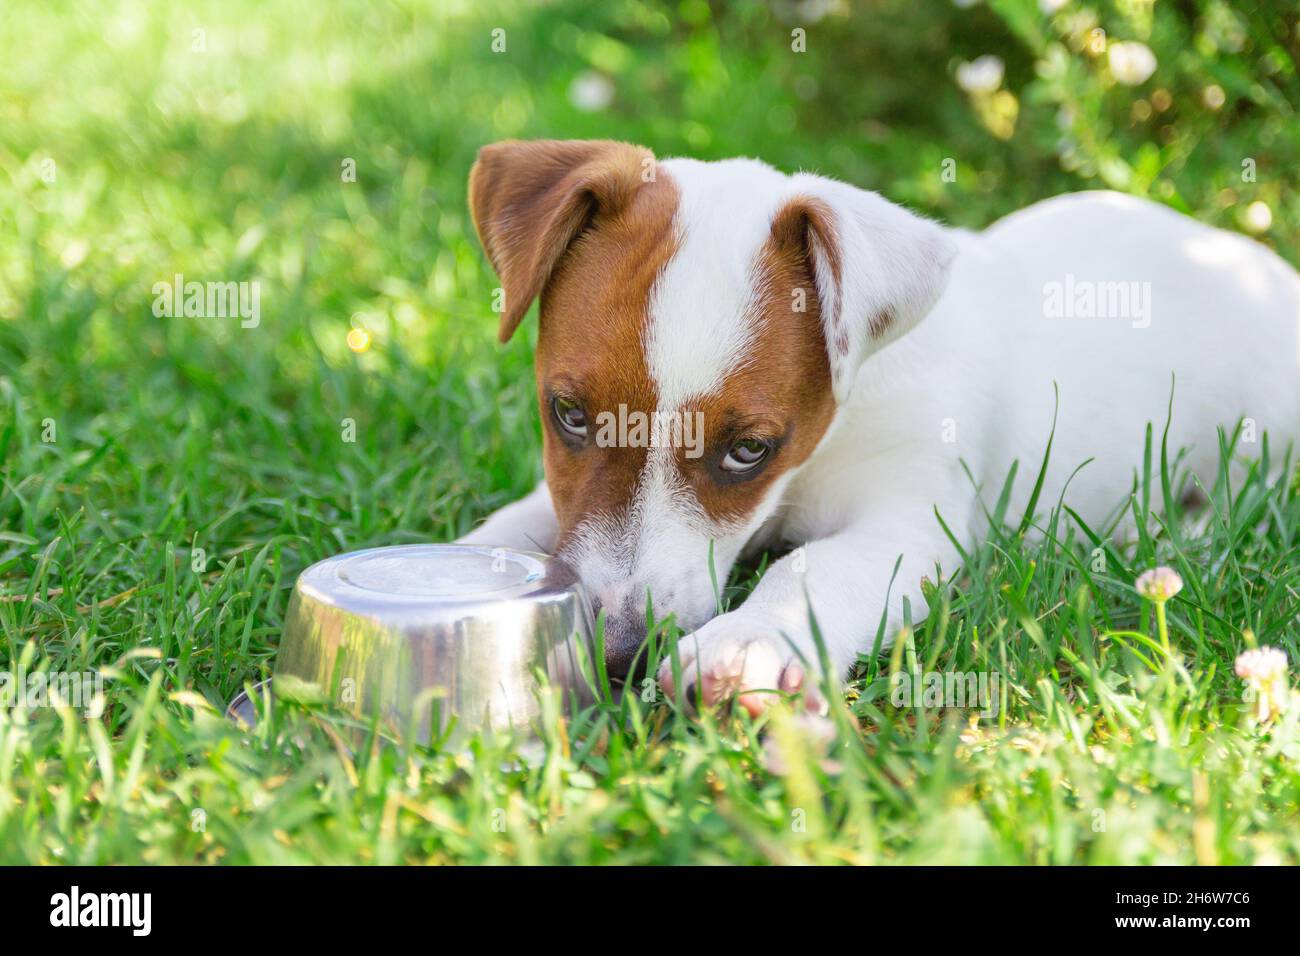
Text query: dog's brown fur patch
531 156 681 543
683 198 837 524
468 139 657 343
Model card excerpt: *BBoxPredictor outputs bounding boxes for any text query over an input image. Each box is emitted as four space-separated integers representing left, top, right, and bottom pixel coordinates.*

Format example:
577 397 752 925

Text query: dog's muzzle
591 597 648 680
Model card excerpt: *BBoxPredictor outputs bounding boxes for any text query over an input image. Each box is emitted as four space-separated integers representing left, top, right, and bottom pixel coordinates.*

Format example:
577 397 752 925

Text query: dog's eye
721 438 771 473
552 396 588 438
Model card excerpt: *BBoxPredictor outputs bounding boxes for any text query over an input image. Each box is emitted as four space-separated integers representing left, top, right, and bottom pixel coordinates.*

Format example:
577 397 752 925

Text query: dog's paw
656 612 827 716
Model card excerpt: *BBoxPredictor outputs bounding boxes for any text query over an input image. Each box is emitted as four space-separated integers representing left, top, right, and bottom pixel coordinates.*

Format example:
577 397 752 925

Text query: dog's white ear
774 175 957 402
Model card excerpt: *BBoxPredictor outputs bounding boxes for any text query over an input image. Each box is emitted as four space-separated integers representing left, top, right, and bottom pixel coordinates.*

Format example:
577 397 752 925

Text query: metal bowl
227 544 596 744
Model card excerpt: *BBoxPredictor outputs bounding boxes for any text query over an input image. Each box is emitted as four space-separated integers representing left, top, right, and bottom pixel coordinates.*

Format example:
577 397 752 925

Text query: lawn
1 0 1297 864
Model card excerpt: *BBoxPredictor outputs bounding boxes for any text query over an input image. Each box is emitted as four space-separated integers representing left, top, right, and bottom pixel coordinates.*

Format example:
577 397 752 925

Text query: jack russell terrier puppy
460 139 1300 714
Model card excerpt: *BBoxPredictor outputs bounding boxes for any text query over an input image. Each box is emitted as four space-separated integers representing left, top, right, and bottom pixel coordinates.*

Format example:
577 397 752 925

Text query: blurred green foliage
2 0 1294 484
3 0 1295 499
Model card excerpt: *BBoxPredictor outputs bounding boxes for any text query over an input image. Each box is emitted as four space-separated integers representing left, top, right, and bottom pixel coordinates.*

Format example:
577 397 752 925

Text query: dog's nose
591 598 648 680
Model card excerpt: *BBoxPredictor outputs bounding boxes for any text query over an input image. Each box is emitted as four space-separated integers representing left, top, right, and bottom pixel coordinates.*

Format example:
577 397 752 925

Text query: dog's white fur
464 156 1300 703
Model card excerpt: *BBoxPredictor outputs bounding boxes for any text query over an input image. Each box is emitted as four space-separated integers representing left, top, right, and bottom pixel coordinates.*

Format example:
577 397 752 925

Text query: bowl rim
297 542 577 609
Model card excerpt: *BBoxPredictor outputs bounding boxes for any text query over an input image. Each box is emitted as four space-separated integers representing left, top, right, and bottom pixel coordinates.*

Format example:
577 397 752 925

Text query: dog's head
469 139 955 676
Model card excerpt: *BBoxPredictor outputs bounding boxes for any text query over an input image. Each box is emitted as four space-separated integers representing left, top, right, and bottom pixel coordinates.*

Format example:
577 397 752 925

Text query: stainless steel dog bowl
227 544 596 744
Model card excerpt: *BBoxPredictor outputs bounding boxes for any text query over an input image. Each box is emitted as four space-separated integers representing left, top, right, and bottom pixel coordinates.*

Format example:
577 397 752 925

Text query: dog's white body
466 153 1300 702
764 190 1299 671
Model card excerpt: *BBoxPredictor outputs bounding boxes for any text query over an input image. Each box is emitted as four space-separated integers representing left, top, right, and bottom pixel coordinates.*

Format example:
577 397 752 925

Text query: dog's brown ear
771 177 956 402
468 139 655 342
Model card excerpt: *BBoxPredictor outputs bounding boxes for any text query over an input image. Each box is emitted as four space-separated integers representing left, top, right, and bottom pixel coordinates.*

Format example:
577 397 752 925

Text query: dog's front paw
656 612 827 716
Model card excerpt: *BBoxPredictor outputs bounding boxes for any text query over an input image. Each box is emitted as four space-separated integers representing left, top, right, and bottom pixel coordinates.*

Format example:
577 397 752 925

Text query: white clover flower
1039 0 1069 13
956 55 1005 95
567 71 615 113
1235 647 1292 723
1243 201 1272 234
795 0 841 22
1108 41 1157 86
1135 566 1183 602
1236 647 1288 683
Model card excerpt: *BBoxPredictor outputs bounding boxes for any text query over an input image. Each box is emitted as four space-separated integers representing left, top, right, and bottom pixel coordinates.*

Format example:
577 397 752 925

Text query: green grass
1 0 1298 864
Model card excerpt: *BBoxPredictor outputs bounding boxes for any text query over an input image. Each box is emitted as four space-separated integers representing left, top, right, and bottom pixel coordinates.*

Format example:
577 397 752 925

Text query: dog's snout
597 602 648 680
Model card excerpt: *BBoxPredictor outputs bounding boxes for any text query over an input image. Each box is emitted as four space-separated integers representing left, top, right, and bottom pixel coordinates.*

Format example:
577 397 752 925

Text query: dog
459 138 1300 714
